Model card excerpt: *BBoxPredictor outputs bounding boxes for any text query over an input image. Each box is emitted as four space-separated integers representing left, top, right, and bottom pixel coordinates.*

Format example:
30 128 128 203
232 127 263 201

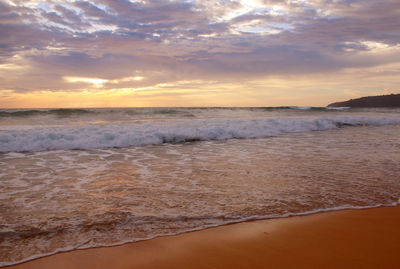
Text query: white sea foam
1 116 399 152
1 124 400 266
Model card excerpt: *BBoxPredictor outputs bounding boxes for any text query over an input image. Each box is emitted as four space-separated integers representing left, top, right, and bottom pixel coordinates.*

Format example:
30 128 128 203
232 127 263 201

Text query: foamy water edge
2 202 398 268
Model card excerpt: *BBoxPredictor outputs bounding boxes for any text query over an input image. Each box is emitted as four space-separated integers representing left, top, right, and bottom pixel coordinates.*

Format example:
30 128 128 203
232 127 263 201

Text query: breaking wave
1 116 399 152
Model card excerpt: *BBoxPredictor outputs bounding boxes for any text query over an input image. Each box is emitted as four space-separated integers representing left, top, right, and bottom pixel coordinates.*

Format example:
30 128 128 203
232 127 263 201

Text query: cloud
0 0 399 103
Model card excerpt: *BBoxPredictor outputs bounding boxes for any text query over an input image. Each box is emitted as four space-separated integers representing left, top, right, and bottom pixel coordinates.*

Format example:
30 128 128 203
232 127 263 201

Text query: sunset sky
0 0 399 108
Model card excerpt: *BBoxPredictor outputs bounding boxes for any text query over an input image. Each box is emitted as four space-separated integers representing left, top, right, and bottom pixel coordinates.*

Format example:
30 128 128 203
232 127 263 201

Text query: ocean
1 107 400 266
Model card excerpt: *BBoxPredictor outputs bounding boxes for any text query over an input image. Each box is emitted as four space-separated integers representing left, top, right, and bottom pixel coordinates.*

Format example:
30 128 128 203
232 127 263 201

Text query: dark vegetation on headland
328 93 400 107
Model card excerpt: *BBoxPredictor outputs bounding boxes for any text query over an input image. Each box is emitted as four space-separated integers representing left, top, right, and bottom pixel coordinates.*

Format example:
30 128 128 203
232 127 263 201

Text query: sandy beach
7 205 400 269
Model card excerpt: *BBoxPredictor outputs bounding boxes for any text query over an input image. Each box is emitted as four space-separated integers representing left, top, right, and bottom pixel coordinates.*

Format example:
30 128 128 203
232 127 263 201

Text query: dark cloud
54 5 83 24
29 52 150 79
41 11 70 26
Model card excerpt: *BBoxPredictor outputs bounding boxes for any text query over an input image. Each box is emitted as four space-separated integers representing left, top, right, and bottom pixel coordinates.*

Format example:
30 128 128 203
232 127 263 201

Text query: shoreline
6 205 400 269
2 204 395 268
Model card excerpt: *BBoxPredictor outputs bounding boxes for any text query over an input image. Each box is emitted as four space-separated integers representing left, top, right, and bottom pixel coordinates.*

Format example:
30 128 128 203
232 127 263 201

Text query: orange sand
8 206 400 269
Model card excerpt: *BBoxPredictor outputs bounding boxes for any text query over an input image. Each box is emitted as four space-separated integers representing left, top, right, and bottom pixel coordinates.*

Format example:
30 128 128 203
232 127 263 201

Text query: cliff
327 94 400 107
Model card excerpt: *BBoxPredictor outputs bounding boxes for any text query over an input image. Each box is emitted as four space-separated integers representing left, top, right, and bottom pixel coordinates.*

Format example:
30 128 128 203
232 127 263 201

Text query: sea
1 106 400 266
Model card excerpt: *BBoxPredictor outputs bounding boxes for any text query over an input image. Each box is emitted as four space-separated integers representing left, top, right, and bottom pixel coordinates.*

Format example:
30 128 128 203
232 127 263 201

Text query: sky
0 0 399 108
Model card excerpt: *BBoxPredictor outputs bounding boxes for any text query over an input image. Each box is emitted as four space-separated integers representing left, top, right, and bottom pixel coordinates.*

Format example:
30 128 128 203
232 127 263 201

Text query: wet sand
8 205 400 269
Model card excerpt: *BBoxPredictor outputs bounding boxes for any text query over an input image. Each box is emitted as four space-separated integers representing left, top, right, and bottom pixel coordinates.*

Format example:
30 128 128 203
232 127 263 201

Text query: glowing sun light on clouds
0 0 399 107
63 77 108 88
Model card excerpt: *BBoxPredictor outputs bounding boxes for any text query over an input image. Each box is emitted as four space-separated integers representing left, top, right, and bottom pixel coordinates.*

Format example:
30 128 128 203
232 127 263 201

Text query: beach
8 205 400 269
1 107 400 267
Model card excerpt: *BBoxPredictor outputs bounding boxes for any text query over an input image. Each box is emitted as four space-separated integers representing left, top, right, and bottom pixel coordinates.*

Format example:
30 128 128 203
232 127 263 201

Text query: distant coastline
328 93 400 107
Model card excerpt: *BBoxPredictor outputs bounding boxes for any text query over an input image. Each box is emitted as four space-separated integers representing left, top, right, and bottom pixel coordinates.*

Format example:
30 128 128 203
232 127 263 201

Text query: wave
0 106 350 118
0 109 92 118
1 116 399 152
246 106 349 111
